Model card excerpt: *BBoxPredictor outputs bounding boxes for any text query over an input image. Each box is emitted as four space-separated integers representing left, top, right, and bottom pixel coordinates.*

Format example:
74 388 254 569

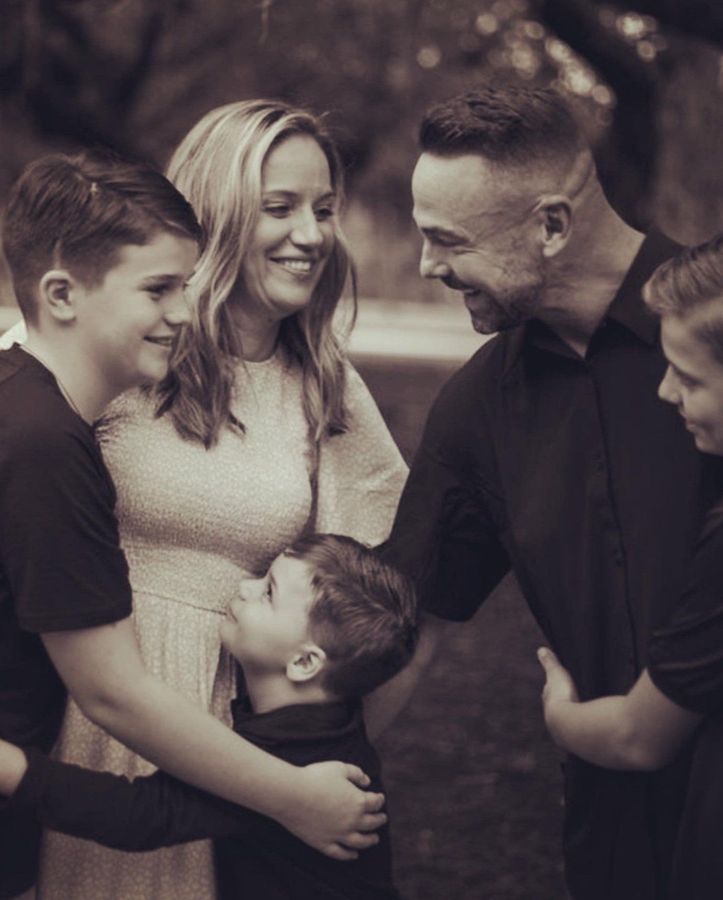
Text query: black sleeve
383 381 510 621
0 421 132 632
648 507 723 714
12 749 269 851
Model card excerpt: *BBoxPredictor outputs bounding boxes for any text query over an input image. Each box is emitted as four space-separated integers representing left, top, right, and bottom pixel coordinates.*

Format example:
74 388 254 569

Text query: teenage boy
0 534 417 900
538 234 723 899
0 152 384 900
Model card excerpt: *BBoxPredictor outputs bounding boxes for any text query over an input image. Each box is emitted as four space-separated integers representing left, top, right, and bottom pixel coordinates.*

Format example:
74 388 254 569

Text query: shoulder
434 335 507 409
427 334 509 446
0 379 93 467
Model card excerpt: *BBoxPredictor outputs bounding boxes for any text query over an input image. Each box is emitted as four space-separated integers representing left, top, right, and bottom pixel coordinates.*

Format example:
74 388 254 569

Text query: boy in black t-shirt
537 233 723 898
0 154 384 899
0 534 417 900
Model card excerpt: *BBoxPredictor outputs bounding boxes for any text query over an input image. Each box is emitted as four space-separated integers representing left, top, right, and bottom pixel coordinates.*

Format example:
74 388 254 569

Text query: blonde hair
155 99 355 447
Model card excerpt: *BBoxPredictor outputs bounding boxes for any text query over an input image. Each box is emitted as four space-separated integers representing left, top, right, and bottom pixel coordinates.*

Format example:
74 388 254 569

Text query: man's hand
0 739 28 797
277 761 386 861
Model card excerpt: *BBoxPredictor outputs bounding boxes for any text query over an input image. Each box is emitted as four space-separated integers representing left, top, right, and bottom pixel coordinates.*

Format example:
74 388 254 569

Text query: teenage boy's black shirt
13 697 401 900
384 233 723 900
0 346 132 897
647 501 723 900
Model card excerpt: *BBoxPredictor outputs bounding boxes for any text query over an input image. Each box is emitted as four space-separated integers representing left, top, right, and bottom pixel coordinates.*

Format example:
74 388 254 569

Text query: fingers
342 830 381 850
360 790 385 813
320 829 383 861
358 811 388 832
343 763 371 788
536 646 560 673
323 843 359 861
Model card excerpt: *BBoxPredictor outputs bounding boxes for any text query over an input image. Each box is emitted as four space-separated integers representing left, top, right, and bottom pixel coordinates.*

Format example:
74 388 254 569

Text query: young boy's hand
0 739 28 797
536 646 580 741
280 761 386 861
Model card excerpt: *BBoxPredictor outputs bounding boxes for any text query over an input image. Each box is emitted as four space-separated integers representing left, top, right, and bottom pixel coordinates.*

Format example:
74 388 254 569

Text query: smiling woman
38 101 408 900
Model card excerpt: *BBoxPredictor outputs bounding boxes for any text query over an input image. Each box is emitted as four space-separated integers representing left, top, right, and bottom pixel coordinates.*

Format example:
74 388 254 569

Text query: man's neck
537 215 645 357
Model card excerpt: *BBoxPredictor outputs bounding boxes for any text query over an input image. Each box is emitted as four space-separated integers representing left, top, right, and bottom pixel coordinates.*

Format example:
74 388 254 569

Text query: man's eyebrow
419 225 466 241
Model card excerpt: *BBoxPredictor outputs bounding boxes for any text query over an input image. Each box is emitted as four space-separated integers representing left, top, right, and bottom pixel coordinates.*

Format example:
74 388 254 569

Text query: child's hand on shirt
536 647 580 746
0 739 27 797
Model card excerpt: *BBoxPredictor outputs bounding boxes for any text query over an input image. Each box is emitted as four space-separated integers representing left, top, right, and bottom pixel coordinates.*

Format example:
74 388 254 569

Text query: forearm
544 671 701 771
11 749 255 851
364 613 450 740
83 670 305 819
545 695 653 770
42 624 304 819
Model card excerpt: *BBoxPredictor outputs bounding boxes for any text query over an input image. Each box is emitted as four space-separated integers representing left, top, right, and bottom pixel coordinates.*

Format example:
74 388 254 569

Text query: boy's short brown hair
643 233 723 362
2 149 202 324
286 534 418 699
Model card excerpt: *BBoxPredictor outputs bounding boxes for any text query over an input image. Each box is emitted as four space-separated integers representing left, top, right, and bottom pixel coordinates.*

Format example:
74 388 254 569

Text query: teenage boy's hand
537 647 579 740
280 761 386 860
0 739 28 797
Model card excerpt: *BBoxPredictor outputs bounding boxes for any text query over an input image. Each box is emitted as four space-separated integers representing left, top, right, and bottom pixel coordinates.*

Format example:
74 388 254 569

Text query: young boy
537 233 723 899
0 152 383 899
0 534 417 900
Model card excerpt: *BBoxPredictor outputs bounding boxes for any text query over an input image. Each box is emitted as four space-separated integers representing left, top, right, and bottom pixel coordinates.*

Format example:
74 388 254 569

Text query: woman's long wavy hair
154 99 356 448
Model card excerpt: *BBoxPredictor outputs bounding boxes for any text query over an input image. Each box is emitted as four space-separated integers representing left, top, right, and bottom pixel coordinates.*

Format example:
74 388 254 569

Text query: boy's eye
314 206 334 222
146 283 169 299
264 583 273 602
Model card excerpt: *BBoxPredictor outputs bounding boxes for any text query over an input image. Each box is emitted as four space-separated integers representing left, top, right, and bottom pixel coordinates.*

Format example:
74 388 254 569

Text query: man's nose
419 243 450 280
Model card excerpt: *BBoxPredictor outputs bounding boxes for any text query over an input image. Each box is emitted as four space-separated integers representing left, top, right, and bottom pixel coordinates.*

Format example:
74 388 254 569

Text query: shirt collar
501 230 682 379
605 230 682 344
231 694 361 749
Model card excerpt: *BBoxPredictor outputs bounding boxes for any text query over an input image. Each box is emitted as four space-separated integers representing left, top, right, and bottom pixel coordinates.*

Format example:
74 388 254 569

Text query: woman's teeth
275 258 312 274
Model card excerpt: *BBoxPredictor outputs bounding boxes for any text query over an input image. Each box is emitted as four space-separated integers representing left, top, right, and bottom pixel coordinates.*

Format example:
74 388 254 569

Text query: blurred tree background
1 0 722 304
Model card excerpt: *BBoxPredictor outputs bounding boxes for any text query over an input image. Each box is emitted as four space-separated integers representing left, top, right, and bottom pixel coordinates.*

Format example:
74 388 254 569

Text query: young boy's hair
2 149 203 325
643 232 723 361
286 534 418 699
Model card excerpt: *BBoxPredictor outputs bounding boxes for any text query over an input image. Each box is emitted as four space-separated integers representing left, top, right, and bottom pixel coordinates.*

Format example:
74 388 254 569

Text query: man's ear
533 195 573 258
38 270 79 323
286 644 327 684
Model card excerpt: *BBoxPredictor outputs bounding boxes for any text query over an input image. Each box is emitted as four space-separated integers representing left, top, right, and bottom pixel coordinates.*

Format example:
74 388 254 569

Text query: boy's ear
38 270 79 323
286 644 327 684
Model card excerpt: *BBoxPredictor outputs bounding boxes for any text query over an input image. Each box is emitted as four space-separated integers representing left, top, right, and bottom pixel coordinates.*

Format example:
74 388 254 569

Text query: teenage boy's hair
2 149 203 324
643 233 723 362
286 534 418 699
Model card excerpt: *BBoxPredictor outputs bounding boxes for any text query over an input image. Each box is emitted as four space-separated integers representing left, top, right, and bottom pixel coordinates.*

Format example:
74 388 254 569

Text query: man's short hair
286 534 418 699
419 84 587 173
2 150 203 324
644 233 723 362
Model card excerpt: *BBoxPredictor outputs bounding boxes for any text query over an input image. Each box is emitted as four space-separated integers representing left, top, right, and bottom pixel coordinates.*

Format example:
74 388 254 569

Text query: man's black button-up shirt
386 232 723 899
